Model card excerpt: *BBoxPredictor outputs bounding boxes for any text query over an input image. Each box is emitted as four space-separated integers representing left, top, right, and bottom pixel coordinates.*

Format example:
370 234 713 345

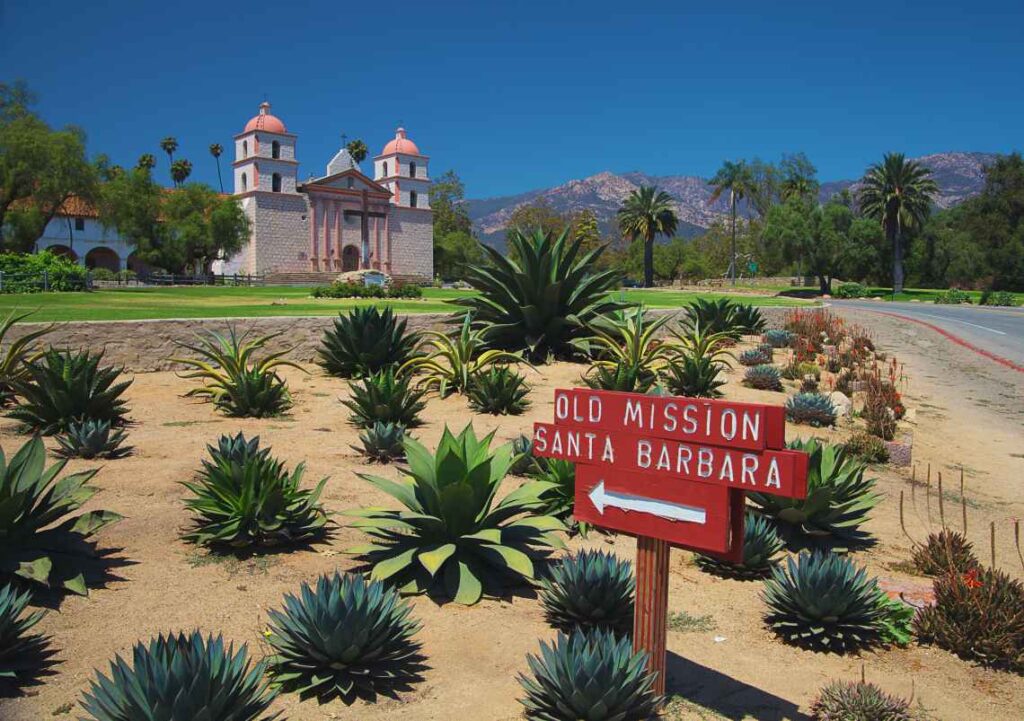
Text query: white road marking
588 481 707 524
912 312 1007 336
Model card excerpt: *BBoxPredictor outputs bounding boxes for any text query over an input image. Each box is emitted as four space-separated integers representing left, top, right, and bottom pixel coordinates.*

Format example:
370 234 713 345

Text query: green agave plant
509 434 539 476
734 304 767 335
9 348 132 434
582 357 658 393
173 327 303 417
454 226 626 362
697 512 785 580
762 329 794 348
0 310 54 407
467 366 531 415
346 424 566 604
529 457 587 535
574 305 675 378
518 629 661 721
181 432 328 548
400 313 525 396
342 368 427 428
743 364 783 391
661 321 734 398
682 298 746 339
749 438 879 546
0 582 50 692
0 436 121 594
539 550 634 635
318 306 420 378
738 346 773 367
79 631 280 721
762 551 887 653
785 393 837 427
54 418 133 459
352 421 408 463
266 572 424 704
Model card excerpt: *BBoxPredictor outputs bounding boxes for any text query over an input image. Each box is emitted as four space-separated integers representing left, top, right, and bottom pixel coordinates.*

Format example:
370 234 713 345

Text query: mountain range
465 151 999 250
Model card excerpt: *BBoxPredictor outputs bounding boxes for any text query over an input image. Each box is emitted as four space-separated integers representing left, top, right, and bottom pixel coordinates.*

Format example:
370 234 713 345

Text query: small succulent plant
810 678 916 721
54 418 133 459
509 433 538 476
743 364 783 391
762 329 794 348
539 550 635 635
0 583 50 693
911 529 980 576
697 512 784 579
467 366 531 415
785 392 837 427
342 368 426 429
738 346 773 367
351 421 407 463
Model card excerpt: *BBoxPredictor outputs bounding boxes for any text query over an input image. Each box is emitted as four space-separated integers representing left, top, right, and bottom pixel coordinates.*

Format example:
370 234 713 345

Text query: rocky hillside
466 151 999 250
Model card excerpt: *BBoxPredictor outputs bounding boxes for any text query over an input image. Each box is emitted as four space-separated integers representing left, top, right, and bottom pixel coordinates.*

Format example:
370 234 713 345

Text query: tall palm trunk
643 230 654 287
730 190 737 285
888 215 904 294
214 157 224 193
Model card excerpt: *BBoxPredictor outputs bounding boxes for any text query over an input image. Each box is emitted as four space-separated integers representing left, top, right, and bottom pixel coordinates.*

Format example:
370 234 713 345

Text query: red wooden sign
533 387 808 695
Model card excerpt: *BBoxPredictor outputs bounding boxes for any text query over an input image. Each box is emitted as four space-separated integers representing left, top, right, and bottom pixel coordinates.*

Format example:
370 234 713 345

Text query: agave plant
54 419 133 459
510 434 539 476
518 629 660 721
467 366 531 415
266 572 424 704
8 349 132 434
79 631 279 721
345 424 565 604
785 393 837 427
697 512 784 579
540 550 634 635
342 368 427 428
582 357 658 393
0 582 50 692
810 678 916 721
911 529 980 576
738 345 773 366
318 306 420 378
661 321 734 398
574 305 675 377
173 327 303 417
0 310 54 407
748 438 879 546
352 421 408 463
454 226 626 362
529 457 588 536
181 432 328 548
0 436 121 594
762 551 888 652
682 297 745 338
762 329 794 348
401 313 525 396
734 304 766 334
743 364 783 391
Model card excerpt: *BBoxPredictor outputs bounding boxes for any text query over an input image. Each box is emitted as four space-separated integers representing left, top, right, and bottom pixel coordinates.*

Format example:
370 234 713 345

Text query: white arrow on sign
588 481 707 524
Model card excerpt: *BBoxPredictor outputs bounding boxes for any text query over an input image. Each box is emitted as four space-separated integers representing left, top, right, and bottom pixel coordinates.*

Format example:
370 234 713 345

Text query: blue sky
3 0 1022 198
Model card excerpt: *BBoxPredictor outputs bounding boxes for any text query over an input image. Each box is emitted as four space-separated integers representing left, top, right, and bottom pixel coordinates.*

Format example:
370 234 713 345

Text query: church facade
222 102 434 279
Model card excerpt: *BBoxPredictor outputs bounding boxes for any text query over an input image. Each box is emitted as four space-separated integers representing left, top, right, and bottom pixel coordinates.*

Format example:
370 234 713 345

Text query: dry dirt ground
2 313 1022 721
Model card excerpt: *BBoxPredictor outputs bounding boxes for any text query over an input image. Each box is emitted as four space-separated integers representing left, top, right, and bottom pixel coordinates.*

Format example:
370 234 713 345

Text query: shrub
0 310 54 407
934 288 972 304
518 629 660 721
0 582 49 692
784 308 847 350
266 572 424 704
79 631 278 721
785 393 837 427
863 374 901 441
317 306 420 378
762 329 793 348
54 419 133 459
0 437 121 594
915 567 1024 672
842 432 889 464
911 530 979 576
661 322 734 398
342 368 427 429
173 327 302 417
540 550 634 635
738 345 773 366
346 424 565 604
453 226 626 362
980 289 1018 307
9 349 132 434
401 313 525 396
762 551 888 652
781 360 820 381
833 282 868 299
0 250 88 293
748 438 879 546
810 678 916 721
743 364 783 391
697 512 784 579
352 421 407 463
311 281 423 299
467 366 531 415
510 433 538 476
181 432 328 548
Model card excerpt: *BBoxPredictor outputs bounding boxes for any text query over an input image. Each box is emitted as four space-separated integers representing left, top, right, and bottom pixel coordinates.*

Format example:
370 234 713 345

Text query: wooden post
633 535 670 696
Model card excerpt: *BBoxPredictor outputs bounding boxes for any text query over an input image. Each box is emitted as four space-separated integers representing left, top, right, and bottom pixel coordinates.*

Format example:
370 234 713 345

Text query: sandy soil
2 318 1022 721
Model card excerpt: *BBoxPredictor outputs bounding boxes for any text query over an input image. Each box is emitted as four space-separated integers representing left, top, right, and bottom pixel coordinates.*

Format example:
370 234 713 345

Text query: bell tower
233 101 299 195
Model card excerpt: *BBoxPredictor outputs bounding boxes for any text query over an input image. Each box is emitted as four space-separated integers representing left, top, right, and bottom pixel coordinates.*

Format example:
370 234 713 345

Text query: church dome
244 101 287 133
381 127 420 156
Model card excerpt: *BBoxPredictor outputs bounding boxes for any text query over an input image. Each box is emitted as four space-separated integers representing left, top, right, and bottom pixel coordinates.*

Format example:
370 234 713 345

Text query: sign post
534 388 808 695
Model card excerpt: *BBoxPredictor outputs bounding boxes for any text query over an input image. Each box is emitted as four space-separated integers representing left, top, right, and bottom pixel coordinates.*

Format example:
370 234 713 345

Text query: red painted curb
865 310 1024 374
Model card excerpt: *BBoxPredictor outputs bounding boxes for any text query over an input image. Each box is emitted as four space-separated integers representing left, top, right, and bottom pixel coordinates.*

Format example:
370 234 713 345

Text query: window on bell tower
272 141 280 159
410 190 418 208
382 161 388 177
409 161 416 178
241 173 247 191
242 140 248 158
272 173 282 192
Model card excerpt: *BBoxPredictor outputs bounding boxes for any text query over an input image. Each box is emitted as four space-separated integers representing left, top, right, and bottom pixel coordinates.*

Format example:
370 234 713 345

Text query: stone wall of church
250 192 311 273
388 207 433 279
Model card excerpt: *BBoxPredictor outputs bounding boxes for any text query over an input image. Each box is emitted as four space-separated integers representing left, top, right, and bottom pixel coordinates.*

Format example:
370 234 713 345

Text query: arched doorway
46 245 78 262
85 247 120 272
341 245 360 272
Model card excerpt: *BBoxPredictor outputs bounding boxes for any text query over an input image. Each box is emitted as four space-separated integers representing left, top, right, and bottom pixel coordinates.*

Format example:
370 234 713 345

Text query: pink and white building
223 102 433 279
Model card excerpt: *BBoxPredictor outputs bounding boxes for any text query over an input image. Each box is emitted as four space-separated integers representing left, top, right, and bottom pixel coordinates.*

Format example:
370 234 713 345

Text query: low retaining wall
9 307 791 373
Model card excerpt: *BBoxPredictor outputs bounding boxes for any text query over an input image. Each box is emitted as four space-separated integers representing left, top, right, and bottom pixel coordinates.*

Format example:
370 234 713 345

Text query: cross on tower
340 133 348 147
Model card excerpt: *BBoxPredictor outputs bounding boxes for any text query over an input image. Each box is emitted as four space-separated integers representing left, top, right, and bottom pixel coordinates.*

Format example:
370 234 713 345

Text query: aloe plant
0 310 54 407
346 424 565 604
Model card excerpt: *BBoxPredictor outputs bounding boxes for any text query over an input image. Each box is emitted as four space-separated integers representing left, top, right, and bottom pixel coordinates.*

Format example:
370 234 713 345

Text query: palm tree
781 175 817 202
709 160 756 285
170 159 192 187
160 137 178 186
617 186 679 287
209 143 224 192
858 153 937 293
136 153 156 171
346 139 368 164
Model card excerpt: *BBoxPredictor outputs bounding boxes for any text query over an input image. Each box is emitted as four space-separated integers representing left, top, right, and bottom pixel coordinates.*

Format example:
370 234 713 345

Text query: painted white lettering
720 409 737 441
682 404 698 434
637 440 652 468
663 402 678 432
589 396 602 423
584 432 596 459
555 393 569 421
677 445 693 474
766 458 781 489
742 412 760 443
567 431 580 458
534 426 548 452
551 432 563 455
657 445 671 471
698 448 713 478
602 437 615 463
624 400 643 429
719 454 734 483
741 454 757 485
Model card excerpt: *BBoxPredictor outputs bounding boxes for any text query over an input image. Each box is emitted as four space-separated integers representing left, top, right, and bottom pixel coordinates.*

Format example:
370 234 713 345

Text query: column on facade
310 201 319 270
375 212 382 269
384 214 391 273
334 203 342 270
322 199 331 265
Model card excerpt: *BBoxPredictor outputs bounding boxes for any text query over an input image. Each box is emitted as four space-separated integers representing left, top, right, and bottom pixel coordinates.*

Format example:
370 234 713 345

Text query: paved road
831 300 1024 366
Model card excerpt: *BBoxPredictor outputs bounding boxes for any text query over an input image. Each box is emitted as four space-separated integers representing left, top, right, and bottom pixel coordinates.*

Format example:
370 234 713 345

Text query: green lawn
0 285 814 323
